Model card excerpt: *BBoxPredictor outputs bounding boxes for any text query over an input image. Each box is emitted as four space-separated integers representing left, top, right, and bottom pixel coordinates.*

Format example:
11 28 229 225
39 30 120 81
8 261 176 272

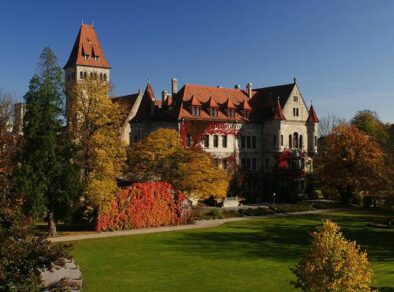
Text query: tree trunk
48 211 57 237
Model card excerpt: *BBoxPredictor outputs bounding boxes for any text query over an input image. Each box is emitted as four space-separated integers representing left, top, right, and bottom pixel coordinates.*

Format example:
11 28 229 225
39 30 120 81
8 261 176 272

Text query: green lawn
72 211 394 291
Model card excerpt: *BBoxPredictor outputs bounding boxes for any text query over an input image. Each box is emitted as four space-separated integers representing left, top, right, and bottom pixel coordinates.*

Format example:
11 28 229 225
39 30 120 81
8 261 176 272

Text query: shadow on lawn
162 213 394 263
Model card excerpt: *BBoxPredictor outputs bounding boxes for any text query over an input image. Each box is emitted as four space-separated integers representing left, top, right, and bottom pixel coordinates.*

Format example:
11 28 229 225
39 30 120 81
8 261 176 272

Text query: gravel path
50 209 340 243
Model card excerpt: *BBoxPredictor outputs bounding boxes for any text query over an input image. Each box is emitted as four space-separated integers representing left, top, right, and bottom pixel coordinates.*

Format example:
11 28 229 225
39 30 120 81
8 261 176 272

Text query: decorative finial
311 99 313 105
293 77 296 84
148 77 151 84
92 21 94 27
82 19 84 25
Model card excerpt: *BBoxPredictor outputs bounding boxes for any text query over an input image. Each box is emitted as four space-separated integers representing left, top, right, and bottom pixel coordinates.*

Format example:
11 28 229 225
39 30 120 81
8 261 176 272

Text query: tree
70 78 126 212
291 220 372 292
16 47 80 236
319 113 346 137
351 110 389 145
127 128 230 201
316 124 384 203
0 194 70 291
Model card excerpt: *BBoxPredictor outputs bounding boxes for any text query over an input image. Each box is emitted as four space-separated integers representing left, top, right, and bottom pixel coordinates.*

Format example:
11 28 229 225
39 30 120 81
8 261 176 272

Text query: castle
64 24 319 202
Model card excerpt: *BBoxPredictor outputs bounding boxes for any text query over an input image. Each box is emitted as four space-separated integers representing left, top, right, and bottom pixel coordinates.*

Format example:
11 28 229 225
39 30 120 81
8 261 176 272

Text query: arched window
186 134 192 148
280 135 283 146
100 73 103 81
80 71 83 79
90 72 93 80
83 72 87 79
299 135 303 149
293 132 299 148
94 72 97 80
103 74 107 81
289 135 293 148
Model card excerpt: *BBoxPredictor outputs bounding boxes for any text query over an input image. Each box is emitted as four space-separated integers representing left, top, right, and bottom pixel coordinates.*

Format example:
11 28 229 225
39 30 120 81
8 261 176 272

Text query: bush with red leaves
96 182 192 232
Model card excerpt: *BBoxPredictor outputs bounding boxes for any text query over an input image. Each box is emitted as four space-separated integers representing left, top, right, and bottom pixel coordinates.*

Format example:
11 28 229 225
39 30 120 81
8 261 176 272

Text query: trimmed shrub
238 207 274 216
96 182 192 232
202 208 224 219
269 204 314 213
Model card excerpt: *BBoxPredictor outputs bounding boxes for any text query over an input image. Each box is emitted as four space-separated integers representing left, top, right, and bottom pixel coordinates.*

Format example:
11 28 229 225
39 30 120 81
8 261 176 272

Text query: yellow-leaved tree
291 219 372 292
70 79 126 211
127 128 230 201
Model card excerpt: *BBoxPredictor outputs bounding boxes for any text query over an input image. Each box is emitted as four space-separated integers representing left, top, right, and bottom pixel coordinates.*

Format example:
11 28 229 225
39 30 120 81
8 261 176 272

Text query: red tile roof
239 100 252 111
307 104 320 122
64 24 110 69
223 98 237 109
207 97 219 108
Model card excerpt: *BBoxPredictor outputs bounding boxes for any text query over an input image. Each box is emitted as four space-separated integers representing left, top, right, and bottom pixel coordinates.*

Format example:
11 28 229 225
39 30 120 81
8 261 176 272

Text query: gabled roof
223 97 237 109
64 24 110 69
239 100 252 111
272 98 286 121
112 93 139 112
189 95 202 106
133 83 156 121
307 104 320 123
207 97 219 108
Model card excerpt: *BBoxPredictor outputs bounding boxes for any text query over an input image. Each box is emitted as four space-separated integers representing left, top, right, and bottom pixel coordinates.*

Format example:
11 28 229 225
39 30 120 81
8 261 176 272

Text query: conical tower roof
64 24 110 69
272 98 286 120
307 104 320 122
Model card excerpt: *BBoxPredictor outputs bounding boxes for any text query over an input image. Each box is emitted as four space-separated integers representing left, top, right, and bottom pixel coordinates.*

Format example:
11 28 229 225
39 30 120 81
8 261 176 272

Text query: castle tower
64 24 111 128
306 103 319 155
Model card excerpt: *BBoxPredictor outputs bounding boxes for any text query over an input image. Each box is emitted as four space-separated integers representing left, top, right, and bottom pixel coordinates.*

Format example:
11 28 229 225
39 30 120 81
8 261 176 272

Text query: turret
306 103 319 155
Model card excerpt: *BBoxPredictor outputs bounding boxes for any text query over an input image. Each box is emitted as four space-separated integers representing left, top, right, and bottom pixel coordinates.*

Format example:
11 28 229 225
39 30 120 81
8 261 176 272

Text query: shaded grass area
71 211 394 291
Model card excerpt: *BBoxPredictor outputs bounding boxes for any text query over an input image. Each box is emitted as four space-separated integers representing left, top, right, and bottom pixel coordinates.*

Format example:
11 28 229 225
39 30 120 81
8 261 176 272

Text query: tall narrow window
280 135 283 146
296 108 299 117
209 108 218 117
83 72 87 79
294 132 299 148
252 136 256 148
204 135 209 148
241 135 245 148
252 158 256 170
315 136 317 147
273 135 277 147
222 159 228 169
213 135 219 148
103 74 107 81
90 72 93 80
80 71 83 79
228 109 235 118
293 108 296 117
299 135 303 149
246 158 251 170
222 135 227 148
246 136 251 148
289 135 293 148
192 107 200 116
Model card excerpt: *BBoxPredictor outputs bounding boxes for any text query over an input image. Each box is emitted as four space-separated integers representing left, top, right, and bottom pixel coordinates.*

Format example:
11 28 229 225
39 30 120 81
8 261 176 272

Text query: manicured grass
71 211 394 291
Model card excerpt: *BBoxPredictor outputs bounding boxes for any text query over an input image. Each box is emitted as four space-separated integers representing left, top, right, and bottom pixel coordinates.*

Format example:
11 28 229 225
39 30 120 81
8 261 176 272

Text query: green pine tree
16 47 80 236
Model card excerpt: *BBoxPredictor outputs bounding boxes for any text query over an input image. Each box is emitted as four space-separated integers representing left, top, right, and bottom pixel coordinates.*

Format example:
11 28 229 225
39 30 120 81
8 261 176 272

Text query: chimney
171 78 178 96
13 102 26 134
161 90 168 102
246 82 253 99
234 84 241 89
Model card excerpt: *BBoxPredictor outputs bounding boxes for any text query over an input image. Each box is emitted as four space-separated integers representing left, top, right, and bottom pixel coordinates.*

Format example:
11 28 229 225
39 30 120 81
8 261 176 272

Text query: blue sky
1 0 393 122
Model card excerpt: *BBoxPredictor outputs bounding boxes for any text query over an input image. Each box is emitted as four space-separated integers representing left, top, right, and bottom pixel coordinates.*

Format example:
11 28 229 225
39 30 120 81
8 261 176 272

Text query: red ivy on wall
96 182 192 232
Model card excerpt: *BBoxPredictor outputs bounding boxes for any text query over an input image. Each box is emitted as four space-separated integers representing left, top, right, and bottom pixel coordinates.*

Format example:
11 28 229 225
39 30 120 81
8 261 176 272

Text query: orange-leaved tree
316 124 384 203
291 220 372 292
127 128 230 201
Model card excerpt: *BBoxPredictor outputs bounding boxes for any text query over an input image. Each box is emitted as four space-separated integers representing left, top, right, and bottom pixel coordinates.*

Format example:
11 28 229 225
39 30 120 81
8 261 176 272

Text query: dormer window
191 106 200 116
84 54 90 60
94 56 100 61
209 107 218 117
227 109 235 118
241 110 251 119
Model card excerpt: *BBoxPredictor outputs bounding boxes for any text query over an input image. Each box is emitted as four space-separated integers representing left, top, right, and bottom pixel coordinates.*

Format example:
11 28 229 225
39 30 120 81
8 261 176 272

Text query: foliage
316 124 385 203
351 110 389 145
200 208 224 219
127 128 230 201
71 78 126 212
16 47 80 236
291 219 372 292
96 182 192 232
0 194 70 291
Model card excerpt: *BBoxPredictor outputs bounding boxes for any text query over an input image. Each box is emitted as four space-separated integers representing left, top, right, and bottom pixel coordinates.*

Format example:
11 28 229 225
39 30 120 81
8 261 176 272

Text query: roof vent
217 85 222 88
234 84 241 89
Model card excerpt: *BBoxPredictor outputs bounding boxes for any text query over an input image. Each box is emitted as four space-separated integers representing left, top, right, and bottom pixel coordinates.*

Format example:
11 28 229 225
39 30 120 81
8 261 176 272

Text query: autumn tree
291 220 372 292
70 78 126 212
127 128 230 201
351 110 389 145
316 124 384 203
16 48 80 236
